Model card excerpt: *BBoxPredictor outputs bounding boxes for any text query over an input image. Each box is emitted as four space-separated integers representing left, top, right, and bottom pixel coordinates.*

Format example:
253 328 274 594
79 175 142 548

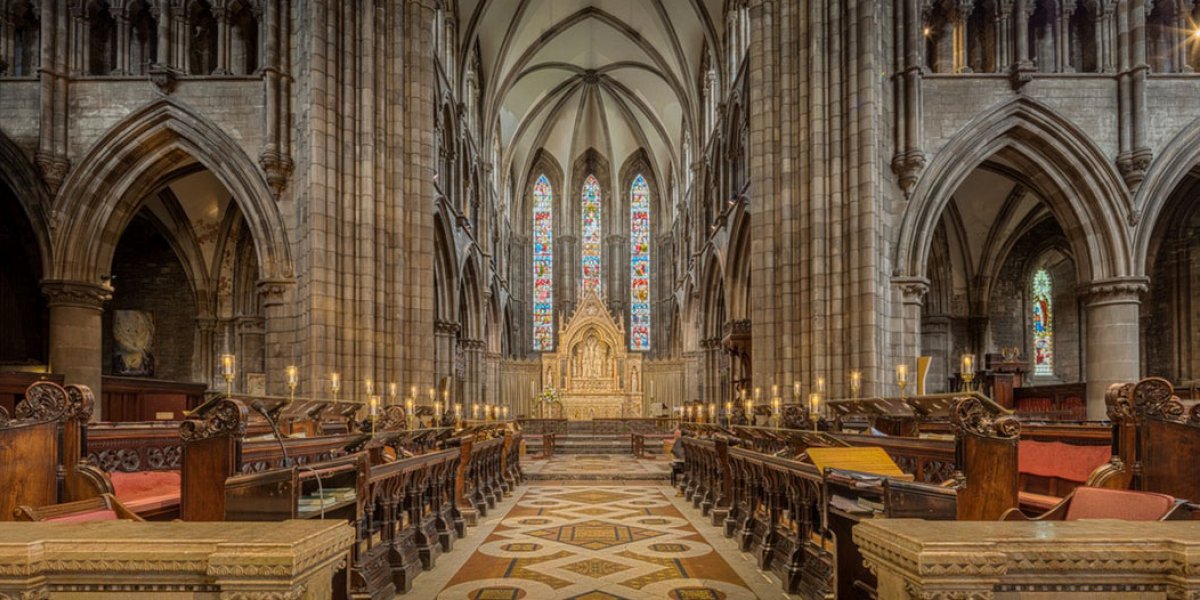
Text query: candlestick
724 401 733 418
772 397 781 429
428 387 435 406
220 354 236 395
405 397 414 429
286 365 298 403
849 370 862 400
369 394 380 435
708 402 715 423
809 392 821 431
772 384 779 398
961 354 975 392
502 406 509 420
434 400 441 417
388 382 397 405
896 363 909 399
754 387 761 402
365 378 373 397
330 372 341 401
793 380 801 400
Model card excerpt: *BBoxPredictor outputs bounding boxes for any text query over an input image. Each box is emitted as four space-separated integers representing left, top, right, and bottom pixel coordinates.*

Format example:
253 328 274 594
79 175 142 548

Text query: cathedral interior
1 1 1200 598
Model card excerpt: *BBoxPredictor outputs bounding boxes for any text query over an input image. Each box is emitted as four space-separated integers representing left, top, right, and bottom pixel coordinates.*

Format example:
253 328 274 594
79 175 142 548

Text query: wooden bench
15 493 144 522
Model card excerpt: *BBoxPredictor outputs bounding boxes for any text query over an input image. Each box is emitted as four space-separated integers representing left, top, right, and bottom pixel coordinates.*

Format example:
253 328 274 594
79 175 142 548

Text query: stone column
153 1 170 68
112 6 130 75
1083 279 1146 419
1014 0 1033 68
213 4 231 75
892 277 929 396
951 0 975 73
995 0 1014 70
434 320 459 397
257 278 294 396
196 316 217 387
42 280 112 420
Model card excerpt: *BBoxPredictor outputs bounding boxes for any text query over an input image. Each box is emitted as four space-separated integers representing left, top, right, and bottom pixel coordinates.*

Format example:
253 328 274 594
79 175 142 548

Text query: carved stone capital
259 150 294 197
34 152 70 195
893 276 931 306
891 150 927 195
1118 147 1153 189
1080 277 1148 307
435 320 461 335
41 279 113 310
256 278 294 307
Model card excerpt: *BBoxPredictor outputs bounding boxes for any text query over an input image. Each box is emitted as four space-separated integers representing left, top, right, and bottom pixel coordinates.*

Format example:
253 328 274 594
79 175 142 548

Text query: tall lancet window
581 174 603 295
532 175 555 351
630 174 651 351
1031 269 1053 375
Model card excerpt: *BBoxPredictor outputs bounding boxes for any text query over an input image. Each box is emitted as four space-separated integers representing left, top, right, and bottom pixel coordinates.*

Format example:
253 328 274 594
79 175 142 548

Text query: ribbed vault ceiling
463 0 721 208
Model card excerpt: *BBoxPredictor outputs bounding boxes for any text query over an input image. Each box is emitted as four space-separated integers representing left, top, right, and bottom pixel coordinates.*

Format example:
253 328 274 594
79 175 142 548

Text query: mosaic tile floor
524 455 673 480
410 477 793 599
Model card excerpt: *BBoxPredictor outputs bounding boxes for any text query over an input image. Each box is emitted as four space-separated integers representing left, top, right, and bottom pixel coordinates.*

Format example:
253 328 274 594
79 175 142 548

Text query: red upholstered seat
1018 440 1111 483
1063 487 1176 521
109 470 181 514
46 509 119 523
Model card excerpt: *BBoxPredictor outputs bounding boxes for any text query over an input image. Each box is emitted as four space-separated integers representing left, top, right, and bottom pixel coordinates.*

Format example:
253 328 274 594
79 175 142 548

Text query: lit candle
330 372 341 395
772 384 779 398
405 397 414 420
410 385 417 399
365 378 373 396
708 403 716 421
286 365 299 390
473 404 480 419
725 401 733 415
454 402 462 420
369 395 380 416
809 392 821 417
816 377 826 394
961 354 975 377
772 396 781 414
850 371 862 397
793 380 801 399
389 382 398 403
434 400 441 416
502 406 509 419
896 364 908 388
220 354 236 378
754 387 762 402
428 387 435 404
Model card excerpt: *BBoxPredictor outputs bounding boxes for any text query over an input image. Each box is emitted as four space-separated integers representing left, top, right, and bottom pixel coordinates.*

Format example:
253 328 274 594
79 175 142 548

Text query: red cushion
1064 487 1176 521
1019 440 1111 483
47 510 119 523
109 470 181 501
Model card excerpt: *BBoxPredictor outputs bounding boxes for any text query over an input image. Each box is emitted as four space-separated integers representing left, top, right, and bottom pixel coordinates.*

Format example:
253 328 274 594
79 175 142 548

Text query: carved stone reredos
556 289 625 350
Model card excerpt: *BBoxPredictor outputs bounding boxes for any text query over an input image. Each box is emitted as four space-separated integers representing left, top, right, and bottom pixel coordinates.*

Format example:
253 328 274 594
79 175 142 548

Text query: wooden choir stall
675 379 1200 599
0 380 525 599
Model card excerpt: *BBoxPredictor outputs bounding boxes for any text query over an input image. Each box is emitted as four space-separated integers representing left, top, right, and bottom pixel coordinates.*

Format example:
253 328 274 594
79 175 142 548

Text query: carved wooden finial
179 398 249 442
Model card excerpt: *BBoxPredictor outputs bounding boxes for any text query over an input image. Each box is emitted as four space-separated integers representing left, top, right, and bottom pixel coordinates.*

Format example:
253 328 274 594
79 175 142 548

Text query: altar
540 291 644 419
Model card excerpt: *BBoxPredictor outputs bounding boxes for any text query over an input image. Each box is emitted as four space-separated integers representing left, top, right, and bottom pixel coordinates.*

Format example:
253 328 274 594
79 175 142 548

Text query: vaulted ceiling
461 0 722 209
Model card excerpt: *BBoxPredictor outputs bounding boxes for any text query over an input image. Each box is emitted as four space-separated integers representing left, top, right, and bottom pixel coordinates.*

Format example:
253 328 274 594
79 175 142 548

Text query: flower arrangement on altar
533 387 564 418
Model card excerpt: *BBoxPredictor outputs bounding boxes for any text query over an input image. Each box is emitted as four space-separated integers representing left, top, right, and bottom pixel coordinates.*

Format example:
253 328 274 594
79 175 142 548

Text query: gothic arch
897 97 1132 285
51 99 292 284
0 128 51 275
459 251 485 341
1133 118 1200 274
433 209 459 325
699 252 726 340
725 201 751 323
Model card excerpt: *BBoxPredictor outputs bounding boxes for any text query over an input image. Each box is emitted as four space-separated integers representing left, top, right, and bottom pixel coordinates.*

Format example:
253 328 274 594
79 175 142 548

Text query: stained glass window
581 175 602 296
1031 269 1053 376
532 175 554 351
630 174 651 351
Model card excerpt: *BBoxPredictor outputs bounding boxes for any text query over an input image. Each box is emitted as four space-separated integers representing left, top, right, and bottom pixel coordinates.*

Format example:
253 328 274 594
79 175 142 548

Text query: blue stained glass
532 175 554 351
630 174 651 351
581 175 602 296
1032 269 1053 375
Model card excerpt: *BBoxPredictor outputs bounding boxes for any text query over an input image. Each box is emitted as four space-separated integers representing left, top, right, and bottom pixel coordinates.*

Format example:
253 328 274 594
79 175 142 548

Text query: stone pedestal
0 520 354 598
855 519 1200 600
1083 279 1147 420
43 280 111 420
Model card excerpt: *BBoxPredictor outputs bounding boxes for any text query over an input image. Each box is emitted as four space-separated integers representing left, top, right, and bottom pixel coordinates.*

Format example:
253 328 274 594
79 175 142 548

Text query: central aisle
410 456 792 599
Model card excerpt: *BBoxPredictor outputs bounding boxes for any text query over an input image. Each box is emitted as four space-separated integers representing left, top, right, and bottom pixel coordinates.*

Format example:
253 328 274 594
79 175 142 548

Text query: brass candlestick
961 354 976 393
220 354 236 396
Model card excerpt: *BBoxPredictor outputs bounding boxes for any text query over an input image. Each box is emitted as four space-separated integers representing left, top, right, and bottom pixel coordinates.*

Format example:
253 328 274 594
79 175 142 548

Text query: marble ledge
0 519 355 599
855 519 1200 599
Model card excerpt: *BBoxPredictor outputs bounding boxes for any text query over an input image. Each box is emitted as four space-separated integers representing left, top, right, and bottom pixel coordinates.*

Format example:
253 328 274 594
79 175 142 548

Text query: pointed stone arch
0 128 52 276
51 99 292 284
896 97 1132 286
1133 117 1200 275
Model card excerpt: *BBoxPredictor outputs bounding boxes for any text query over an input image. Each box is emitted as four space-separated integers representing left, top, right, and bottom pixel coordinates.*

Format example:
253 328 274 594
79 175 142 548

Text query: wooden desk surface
807 446 907 477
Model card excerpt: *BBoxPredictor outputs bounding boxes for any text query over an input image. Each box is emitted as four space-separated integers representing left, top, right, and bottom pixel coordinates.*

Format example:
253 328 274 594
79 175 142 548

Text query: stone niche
0 519 354 598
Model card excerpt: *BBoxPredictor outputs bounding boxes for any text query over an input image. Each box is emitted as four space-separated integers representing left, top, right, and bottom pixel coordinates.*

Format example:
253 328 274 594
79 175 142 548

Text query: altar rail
516 417 678 435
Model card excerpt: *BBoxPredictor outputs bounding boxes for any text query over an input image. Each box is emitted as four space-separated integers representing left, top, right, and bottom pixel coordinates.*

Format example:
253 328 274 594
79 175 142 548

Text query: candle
502 406 509 419
434 400 441 416
389 382 398 402
708 403 716 420
330 372 341 395
850 371 862 396
772 397 781 414
286 365 299 389
365 379 373 396
896 364 908 387
428 387 435 404
961 354 975 376
754 387 762 401
454 402 462 419
772 384 779 398
809 392 821 416
816 377 826 394
793 380 801 399
725 401 733 415
411 385 417 399
473 404 480 419
220 354 236 377
369 395 380 416
405 397 414 418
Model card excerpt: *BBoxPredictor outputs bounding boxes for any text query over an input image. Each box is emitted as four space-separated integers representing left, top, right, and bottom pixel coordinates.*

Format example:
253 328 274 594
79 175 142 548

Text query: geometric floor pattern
524 455 673 479
433 484 768 599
